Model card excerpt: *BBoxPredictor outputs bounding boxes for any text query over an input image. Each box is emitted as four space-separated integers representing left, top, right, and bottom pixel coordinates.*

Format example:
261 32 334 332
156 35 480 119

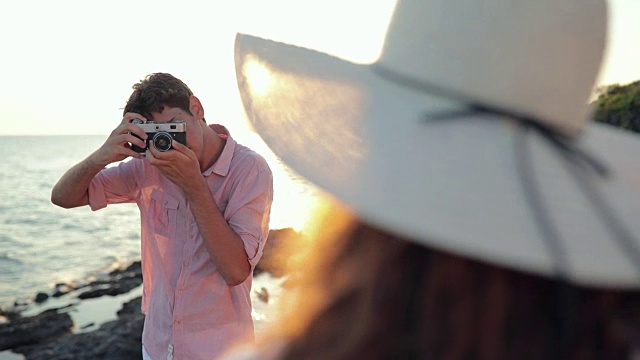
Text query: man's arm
51 113 148 209
51 154 110 208
187 177 254 286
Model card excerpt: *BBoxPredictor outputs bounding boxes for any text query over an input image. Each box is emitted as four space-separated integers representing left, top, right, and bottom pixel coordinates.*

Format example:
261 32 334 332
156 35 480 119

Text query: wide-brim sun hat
234 0 640 288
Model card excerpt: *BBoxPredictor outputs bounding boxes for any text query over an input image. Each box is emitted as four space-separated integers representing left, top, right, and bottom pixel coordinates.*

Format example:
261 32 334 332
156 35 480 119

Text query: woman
231 0 640 358
258 202 640 359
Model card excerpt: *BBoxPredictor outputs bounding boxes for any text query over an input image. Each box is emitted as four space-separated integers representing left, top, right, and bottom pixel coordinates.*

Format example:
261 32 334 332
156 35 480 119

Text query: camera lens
152 132 173 152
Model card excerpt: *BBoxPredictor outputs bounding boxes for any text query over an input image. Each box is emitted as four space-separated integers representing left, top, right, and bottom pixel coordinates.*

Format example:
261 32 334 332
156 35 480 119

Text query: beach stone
254 228 301 277
2 246 292 359
117 296 142 317
2 260 146 359
0 308 20 323
52 283 74 298
77 277 141 299
0 308 73 351
13 300 29 307
77 261 143 300
110 261 142 277
34 293 48 304
10 297 144 360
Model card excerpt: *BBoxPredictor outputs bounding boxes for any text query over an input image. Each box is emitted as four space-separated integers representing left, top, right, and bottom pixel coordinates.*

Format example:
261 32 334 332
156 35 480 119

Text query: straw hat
234 0 640 287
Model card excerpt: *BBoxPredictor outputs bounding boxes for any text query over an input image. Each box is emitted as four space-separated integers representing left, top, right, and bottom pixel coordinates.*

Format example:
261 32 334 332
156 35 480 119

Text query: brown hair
268 201 640 360
123 73 194 120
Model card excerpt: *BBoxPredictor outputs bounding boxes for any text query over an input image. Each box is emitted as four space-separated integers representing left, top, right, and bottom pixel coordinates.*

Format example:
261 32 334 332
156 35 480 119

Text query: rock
9 297 144 360
111 261 142 277
117 296 142 317
254 228 304 277
52 284 75 298
0 308 73 351
77 262 143 300
77 281 135 299
13 300 28 307
255 287 269 303
1 252 290 359
1 260 146 358
34 293 48 304
0 308 21 323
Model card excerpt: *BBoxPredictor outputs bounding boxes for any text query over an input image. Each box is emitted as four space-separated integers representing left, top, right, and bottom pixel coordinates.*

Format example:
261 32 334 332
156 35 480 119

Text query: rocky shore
0 228 300 360
0 261 145 360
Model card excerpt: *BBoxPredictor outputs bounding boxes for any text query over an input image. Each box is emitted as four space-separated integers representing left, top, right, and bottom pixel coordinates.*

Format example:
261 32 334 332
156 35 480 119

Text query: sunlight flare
243 57 273 98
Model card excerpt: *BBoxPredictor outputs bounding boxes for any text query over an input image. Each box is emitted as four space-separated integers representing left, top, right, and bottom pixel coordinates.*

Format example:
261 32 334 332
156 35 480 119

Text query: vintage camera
130 119 187 153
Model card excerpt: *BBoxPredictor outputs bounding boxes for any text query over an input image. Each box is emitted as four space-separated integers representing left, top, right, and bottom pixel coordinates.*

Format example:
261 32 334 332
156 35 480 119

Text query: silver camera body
131 119 187 153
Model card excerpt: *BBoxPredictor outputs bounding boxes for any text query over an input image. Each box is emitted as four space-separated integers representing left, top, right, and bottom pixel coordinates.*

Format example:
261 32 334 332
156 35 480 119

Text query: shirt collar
203 124 236 177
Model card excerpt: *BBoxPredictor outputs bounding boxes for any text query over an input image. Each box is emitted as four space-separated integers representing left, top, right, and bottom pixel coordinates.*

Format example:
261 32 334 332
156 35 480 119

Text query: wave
0 252 24 267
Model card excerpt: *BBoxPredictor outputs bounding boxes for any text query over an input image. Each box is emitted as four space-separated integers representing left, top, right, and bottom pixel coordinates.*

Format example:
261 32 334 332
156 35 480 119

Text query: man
51 73 273 359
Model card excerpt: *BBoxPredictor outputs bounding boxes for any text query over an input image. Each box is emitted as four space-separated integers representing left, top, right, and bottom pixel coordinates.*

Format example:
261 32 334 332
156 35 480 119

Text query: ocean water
0 135 313 309
0 136 143 307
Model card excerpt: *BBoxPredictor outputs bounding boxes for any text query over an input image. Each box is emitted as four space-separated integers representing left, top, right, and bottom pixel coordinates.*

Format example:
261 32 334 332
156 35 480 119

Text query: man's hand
51 112 148 209
91 112 149 166
145 140 204 193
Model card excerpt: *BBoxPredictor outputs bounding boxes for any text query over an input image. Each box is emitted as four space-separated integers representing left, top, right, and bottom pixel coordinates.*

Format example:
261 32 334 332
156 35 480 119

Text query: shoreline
0 261 146 360
0 262 287 360
0 228 299 359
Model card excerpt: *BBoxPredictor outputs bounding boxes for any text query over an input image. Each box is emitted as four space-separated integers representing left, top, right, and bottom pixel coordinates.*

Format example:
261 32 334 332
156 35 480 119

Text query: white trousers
142 345 174 360
142 346 152 360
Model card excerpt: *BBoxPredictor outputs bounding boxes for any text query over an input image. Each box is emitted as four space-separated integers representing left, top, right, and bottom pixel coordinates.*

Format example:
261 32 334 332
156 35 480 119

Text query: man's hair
123 73 194 120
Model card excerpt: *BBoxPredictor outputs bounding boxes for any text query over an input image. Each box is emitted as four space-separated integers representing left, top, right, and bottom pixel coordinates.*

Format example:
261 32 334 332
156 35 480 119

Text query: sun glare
243 58 273 98
1 0 637 232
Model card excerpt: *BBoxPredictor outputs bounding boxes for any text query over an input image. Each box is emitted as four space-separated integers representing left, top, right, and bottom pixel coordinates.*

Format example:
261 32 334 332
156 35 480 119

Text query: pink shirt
88 125 273 359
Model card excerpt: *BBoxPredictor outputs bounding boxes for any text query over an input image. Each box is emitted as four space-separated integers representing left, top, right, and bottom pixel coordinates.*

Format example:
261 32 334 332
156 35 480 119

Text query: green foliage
592 80 640 133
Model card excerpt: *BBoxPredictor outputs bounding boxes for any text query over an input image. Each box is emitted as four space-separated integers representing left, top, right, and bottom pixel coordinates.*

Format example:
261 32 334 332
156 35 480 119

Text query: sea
0 135 317 314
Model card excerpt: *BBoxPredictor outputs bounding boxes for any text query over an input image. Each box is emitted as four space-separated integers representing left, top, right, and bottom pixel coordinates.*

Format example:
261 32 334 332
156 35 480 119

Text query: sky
0 0 397 230
0 0 396 137
599 0 640 87
1 0 637 138
1 0 639 229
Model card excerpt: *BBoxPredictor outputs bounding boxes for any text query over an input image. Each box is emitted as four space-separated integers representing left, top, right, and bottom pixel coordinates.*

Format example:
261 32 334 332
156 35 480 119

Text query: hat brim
234 33 640 288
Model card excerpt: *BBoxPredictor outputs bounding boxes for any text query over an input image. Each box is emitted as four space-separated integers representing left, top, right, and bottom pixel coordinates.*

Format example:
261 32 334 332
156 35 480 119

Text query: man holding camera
51 73 274 359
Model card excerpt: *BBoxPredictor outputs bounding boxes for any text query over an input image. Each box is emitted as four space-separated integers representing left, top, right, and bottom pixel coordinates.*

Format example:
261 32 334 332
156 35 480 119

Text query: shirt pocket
150 189 179 238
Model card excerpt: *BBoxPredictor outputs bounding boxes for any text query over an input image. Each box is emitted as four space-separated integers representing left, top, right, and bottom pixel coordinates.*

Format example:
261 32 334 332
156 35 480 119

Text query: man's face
148 106 192 124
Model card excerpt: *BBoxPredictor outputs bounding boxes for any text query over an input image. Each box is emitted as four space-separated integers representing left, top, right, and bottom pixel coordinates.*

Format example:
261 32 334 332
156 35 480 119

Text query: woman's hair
267 201 640 360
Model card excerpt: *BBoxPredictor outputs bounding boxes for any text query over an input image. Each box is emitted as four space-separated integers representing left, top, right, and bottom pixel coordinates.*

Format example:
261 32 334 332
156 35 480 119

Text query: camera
130 119 187 153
